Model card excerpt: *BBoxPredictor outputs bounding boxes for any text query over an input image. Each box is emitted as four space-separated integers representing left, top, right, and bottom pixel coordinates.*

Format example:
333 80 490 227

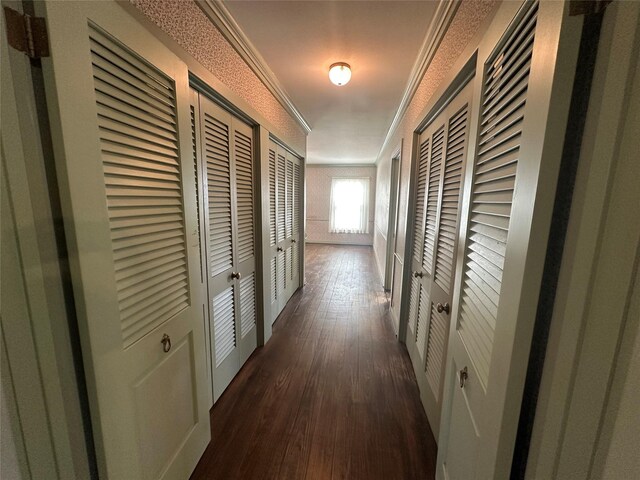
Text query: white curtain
329 177 370 234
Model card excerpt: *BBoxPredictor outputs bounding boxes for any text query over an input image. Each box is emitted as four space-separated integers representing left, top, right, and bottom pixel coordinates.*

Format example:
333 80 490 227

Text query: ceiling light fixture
329 62 351 86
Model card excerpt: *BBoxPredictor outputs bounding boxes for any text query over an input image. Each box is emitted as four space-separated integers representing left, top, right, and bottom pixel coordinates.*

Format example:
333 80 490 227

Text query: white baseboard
305 240 373 247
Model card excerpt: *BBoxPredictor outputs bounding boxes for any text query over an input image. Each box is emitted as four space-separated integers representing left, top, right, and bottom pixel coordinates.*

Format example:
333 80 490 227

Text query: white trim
197 0 312 134
389 305 400 337
525 3 640 477
376 0 460 163
305 241 373 247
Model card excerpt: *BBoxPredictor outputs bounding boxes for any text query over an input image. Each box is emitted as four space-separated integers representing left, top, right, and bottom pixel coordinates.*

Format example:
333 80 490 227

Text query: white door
267 141 277 324
406 82 473 439
285 152 302 299
189 88 214 408
267 140 282 324
437 1 582 478
269 141 302 323
38 1 210 478
195 94 258 402
275 145 288 317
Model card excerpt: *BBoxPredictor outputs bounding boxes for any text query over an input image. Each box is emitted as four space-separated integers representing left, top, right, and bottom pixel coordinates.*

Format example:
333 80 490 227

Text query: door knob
231 272 241 280
459 366 468 388
291 239 296 243
436 302 450 314
413 271 424 278
277 247 283 252
161 334 171 353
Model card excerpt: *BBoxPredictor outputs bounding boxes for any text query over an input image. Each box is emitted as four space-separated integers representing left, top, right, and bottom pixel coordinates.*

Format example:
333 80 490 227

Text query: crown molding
197 0 312 134
376 0 461 163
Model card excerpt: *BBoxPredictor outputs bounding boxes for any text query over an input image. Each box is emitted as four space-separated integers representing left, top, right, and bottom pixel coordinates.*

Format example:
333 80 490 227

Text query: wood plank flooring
191 244 437 479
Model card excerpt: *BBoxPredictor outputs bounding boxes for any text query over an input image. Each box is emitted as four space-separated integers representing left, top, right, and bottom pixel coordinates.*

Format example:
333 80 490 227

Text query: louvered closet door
406 82 473 439
269 142 302 322
421 84 473 438
284 152 302 299
267 140 280 324
438 2 581 478
290 156 302 290
275 145 288 315
414 123 445 363
407 131 430 341
190 89 213 408
38 2 210 478
197 95 257 402
232 118 258 368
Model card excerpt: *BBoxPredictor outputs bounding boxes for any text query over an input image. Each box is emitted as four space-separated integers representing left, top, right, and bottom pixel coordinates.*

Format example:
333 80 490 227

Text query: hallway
191 244 437 479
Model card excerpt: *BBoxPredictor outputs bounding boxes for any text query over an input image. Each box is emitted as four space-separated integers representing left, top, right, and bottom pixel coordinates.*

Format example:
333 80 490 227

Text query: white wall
306 165 377 246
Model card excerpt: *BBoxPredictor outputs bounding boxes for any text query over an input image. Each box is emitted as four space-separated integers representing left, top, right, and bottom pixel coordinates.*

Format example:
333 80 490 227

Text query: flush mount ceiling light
329 62 351 86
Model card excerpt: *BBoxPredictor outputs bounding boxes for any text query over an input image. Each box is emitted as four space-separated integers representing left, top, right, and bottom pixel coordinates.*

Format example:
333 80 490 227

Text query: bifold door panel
191 92 258 403
39 2 210 478
268 139 303 324
438 1 581 478
406 82 473 439
443 4 541 476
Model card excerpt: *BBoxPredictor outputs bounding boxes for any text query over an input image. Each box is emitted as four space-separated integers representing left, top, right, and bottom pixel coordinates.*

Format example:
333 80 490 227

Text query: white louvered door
275 146 288 316
268 140 280 324
284 151 302 299
406 82 473 439
39 2 210 478
269 141 303 322
233 118 258 370
422 86 472 438
190 89 213 408
291 157 302 290
437 2 581 478
407 130 430 341
196 94 257 402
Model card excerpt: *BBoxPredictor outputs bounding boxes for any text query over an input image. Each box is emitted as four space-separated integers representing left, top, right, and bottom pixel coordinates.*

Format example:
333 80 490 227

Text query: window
329 177 370 234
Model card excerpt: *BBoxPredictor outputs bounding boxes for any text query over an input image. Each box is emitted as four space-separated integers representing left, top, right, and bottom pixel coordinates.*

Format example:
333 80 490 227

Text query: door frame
384 144 402 292
1 3 93 476
522 2 640 477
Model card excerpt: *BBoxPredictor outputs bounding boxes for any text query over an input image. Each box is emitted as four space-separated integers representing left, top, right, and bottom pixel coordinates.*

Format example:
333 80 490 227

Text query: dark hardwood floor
191 244 437 479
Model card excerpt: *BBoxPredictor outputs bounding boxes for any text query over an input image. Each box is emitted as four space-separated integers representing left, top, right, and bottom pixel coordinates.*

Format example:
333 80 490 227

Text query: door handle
413 271 424 278
459 366 468 388
231 272 241 280
161 334 171 353
277 247 283 252
291 239 296 243
436 302 450 315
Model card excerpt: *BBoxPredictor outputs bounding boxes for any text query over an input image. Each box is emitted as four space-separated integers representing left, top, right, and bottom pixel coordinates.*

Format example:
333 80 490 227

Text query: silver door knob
291 239 296 243
413 271 424 278
277 247 283 252
231 272 241 280
436 302 450 314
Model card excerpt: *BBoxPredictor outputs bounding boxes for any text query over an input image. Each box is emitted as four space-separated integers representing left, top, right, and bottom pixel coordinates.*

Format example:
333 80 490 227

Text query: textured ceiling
223 0 438 164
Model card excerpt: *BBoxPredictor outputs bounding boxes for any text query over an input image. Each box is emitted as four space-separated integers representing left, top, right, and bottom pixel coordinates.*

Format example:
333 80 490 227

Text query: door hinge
3 6 49 59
